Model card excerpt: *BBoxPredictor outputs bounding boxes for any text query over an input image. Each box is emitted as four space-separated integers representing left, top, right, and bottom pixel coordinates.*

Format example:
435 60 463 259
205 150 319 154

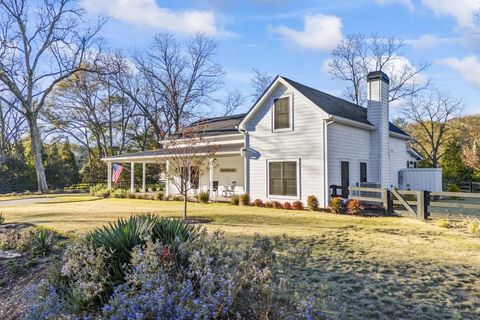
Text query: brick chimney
367 71 390 188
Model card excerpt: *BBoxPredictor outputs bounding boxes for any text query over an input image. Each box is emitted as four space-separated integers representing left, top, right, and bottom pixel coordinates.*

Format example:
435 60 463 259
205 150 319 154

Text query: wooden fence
348 187 480 219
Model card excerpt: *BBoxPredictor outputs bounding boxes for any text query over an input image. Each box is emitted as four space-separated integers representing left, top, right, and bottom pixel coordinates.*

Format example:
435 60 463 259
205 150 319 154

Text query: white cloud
422 0 480 28
81 0 224 36
376 0 414 12
272 14 343 51
441 55 480 87
407 34 457 49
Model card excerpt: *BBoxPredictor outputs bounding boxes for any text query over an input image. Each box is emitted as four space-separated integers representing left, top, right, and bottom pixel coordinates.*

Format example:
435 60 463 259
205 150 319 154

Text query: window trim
266 158 300 200
272 93 293 132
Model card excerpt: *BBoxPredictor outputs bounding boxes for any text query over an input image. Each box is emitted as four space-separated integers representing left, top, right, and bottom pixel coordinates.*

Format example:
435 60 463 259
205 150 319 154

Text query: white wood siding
328 122 371 187
389 136 409 187
245 83 327 204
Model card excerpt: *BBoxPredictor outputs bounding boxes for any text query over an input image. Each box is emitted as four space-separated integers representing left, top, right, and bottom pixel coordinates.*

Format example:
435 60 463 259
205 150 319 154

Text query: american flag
112 163 124 183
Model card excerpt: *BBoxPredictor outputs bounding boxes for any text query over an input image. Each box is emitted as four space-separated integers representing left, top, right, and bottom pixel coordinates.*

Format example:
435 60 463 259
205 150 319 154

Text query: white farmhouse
103 71 434 208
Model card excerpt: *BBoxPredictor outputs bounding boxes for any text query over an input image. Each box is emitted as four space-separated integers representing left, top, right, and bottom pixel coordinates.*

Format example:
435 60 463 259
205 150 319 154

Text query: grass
1 194 480 319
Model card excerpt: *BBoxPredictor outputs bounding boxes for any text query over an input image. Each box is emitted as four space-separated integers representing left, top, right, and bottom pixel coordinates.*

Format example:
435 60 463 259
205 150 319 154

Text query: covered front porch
103 145 246 199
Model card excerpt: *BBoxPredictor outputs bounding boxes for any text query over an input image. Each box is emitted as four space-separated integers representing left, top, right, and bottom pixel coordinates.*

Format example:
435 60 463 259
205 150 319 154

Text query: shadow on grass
299 231 480 320
35 197 103 205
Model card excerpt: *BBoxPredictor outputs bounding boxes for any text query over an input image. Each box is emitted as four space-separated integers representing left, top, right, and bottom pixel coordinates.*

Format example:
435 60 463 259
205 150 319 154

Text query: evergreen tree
59 141 80 186
441 140 476 184
45 143 64 188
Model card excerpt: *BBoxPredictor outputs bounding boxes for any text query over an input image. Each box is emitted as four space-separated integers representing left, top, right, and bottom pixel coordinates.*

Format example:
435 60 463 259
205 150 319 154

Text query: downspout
323 116 335 208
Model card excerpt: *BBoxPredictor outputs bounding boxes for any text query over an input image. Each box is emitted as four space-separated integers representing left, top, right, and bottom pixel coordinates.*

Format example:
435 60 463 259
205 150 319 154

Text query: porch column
107 162 112 190
130 162 135 193
209 158 214 198
142 163 146 193
165 160 170 197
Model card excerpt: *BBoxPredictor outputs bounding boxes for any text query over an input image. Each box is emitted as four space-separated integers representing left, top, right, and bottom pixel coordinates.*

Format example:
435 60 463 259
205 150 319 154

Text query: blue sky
81 0 480 115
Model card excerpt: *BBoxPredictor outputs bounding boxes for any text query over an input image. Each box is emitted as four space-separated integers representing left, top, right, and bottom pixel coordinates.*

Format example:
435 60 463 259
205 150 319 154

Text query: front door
341 161 350 198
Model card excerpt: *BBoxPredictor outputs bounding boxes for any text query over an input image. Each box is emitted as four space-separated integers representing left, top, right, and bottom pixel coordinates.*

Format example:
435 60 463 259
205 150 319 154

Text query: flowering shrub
346 199 363 215
240 193 250 206
230 195 240 205
283 202 292 210
27 229 328 319
292 201 304 210
330 197 344 214
307 195 319 211
253 198 264 207
102 232 320 319
272 201 283 209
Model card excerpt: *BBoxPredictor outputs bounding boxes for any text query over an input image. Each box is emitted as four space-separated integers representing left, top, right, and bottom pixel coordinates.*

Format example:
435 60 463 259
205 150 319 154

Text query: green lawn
1 194 480 319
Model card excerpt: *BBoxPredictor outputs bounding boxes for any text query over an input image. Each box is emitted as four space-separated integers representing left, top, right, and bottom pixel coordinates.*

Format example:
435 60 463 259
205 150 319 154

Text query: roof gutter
330 115 376 131
389 131 411 140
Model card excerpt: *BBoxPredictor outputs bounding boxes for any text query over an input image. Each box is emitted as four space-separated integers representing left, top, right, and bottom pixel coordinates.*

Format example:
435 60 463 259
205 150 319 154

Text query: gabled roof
239 75 409 138
282 77 369 125
281 77 409 137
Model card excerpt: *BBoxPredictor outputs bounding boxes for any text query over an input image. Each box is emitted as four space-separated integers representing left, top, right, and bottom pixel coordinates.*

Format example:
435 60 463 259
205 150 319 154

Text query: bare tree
160 125 217 220
0 0 104 192
108 52 169 144
402 90 463 167
250 68 273 102
135 33 224 135
221 89 246 116
328 34 369 106
329 34 430 106
44 67 136 160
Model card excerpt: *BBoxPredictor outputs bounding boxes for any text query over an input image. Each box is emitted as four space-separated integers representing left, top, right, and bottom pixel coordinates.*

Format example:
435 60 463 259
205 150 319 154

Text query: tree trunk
27 114 48 192
183 190 188 221
0 107 5 166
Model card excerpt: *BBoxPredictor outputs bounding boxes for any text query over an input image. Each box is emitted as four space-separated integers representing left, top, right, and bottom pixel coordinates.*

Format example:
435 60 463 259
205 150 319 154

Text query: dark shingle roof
281 77 409 137
179 113 245 136
174 76 409 139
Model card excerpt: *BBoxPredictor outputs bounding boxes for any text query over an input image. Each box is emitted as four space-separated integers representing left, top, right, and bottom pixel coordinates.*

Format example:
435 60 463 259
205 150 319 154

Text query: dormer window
273 95 292 131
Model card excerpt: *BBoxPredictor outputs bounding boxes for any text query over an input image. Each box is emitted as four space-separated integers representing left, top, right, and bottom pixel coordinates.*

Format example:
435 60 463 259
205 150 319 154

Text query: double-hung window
273 96 291 131
268 161 298 197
